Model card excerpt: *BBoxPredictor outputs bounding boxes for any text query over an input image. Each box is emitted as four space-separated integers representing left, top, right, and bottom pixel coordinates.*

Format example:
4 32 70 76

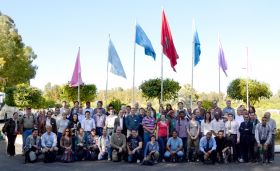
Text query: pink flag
70 48 83 87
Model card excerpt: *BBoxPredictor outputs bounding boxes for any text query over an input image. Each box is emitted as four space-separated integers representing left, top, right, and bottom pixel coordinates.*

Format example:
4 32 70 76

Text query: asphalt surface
0 123 279 171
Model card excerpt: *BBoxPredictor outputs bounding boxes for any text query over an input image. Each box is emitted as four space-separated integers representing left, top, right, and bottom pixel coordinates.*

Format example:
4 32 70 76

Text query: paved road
0 123 279 171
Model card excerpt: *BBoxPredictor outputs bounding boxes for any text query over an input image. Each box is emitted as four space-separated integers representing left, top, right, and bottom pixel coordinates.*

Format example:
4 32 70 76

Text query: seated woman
75 128 87 161
144 135 160 164
98 129 111 160
60 128 74 163
86 129 99 160
24 129 41 163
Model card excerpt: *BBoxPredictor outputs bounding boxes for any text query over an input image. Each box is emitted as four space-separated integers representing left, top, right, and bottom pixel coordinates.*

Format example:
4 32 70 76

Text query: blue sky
1 1 280 94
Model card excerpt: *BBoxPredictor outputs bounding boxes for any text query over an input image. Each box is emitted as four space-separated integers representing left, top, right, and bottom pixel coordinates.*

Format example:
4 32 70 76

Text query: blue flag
108 39 127 79
135 24 156 60
193 29 201 66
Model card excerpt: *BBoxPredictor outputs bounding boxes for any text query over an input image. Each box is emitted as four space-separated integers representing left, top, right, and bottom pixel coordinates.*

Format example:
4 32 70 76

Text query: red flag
161 9 179 72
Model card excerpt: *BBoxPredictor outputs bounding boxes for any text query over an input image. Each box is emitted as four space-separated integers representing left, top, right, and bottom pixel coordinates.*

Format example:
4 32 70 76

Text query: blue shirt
144 141 159 157
199 136 216 153
223 107 236 116
125 115 140 130
167 137 183 151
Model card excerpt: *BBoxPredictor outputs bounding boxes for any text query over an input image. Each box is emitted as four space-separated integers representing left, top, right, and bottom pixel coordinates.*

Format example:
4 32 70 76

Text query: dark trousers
158 137 167 161
128 150 143 162
240 137 250 162
180 137 188 159
227 134 237 161
7 134 17 156
96 127 103 137
249 135 257 161
199 149 217 164
269 134 275 160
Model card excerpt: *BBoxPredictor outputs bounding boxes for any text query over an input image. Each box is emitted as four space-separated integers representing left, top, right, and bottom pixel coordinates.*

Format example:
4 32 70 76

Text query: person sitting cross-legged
164 130 184 162
41 125 58 163
199 131 217 164
144 135 160 164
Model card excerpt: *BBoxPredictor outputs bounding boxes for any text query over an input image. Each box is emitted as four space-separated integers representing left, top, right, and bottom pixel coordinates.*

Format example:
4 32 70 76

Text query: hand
50 148 53 152
132 149 136 154
258 143 261 148
119 147 122 153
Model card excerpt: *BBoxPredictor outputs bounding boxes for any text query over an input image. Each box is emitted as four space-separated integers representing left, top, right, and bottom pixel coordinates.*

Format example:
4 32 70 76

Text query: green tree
4 86 16 106
178 84 199 107
0 12 37 89
109 98 124 113
60 84 97 104
13 83 44 109
227 78 272 105
43 82 61 103
139 78 181 104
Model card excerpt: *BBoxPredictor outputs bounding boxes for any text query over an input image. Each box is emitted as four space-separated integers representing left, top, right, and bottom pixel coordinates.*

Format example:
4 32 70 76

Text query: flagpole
132 20 137 105
246 47 249 110
105 34 110 107
160 51 164 104
218 33 221 95
191 19 195 109
78 47 81 104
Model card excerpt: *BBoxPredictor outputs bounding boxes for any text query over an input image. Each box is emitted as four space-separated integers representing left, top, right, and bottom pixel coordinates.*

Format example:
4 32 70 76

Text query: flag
135 23 156 60
70 48 83 87
193 27 201 66
108 39 127 79
218 39 228 76
161 9 179 72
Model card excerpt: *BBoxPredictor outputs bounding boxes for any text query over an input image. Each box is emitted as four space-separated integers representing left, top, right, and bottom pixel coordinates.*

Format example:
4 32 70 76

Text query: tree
227 78 272 105
4 86 16 106
178 84 199 107
43 82 61 103
13 83 44 109
0 12 37 89
59 84 97 104
139 78 181 104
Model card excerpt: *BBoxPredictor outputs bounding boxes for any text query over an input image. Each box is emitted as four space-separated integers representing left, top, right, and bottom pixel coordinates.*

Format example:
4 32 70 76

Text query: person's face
26 109 31 114
262 118 267 125
178 103 183 109
102 129 107 136
244 115 249 122
147 102 152 108
79 108 83 114
166 105 171 110
139 109 145 115
97 102 102 108
73 115 78 121
47 112 52 118
74 102 79 107
79 128 84 134
265 113 271 119
172 132 177 138
146 111 151 117
249 113 256 120
187 108 192 113
131 108 136 115
206 113 211 119
195 110 200 116
197 101 202 107
86 112 90 118
13 113 18 119
134 103 139 108
86 103 90 108
237 108 243 115
179 113 185 119
62 114 67 119
91 130 96 136
97 108 101 114
160 114 166 121
131 130 137 137
126 107 131 113
214 113 220 120
212 101 217 108
116 128 121 134
151 136 156 142
65 129 70 135
191 113 196 119
226 101 231 107
32 130 38 137
218 132 223 139
55 108 60 113
206 132 212 139
109 109 114 115
62 102 67 107
46 126 52 133
228 115 233 121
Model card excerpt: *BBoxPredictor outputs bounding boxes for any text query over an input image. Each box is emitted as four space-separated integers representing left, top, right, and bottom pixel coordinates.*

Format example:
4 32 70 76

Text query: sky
1 1 280 94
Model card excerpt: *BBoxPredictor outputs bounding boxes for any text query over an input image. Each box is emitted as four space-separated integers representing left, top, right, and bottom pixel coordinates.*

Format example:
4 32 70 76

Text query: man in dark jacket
45 111 57 134
239 111 253 163
2 112 19 156
114 109 127 136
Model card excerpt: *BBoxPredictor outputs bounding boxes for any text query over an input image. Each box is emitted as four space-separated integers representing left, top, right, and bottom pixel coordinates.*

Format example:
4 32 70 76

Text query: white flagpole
160 51 164 104
78 47 81 104
218 33 221 95
246 47 249 110
191 19 195 109
132 20 137 105
105 34 110 107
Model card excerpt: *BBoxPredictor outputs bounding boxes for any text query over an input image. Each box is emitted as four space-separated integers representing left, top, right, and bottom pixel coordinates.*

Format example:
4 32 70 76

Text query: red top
157 121 169 137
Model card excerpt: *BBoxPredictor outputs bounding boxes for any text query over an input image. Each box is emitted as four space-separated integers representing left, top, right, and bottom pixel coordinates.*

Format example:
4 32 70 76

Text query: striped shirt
142 116 155 132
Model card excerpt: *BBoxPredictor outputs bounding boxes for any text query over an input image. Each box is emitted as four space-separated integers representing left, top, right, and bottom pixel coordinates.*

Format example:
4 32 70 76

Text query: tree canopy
227 78 272 105
0 12 37 88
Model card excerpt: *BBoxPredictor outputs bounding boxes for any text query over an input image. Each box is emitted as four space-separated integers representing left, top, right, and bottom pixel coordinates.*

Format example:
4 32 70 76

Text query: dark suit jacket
239 121 253 142
114 117 127 135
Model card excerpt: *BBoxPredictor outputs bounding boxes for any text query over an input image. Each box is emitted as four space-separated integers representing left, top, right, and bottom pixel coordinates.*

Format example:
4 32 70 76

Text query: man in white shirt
225 113 240 162
105 109 117 136
82 111 96 139
211 113 225 137
264 112 276 161
235 106 244 126
60 101 68 115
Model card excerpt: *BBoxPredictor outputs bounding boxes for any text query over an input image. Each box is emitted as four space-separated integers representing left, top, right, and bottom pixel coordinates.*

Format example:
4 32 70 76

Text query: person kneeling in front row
144 134 160 164
111 126 127 162
41 125 58 163
199 131 217 164
164 130 184 162
24 128 41 163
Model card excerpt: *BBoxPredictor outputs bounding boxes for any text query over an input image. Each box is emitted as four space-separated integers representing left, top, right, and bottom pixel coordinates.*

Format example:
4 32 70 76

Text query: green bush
109 98 124 114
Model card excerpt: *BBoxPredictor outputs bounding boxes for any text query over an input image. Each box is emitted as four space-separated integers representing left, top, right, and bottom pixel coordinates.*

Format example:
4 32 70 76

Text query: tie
206 139 210 149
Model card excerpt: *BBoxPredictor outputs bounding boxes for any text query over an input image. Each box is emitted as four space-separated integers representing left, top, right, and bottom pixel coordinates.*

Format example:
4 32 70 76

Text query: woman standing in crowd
57 112 70 153
60 128 73 162
187 113 200 162
201 112 212 136
2 112 19 156
68 114 81 151
156 114 169 162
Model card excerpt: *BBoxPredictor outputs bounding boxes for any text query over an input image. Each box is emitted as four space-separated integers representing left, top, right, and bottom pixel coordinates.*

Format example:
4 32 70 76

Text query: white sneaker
137 159 141 163
108 158 111 161
238 158 244 163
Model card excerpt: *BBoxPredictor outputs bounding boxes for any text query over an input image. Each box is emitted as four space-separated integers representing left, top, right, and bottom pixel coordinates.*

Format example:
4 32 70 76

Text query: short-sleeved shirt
127 135 142 150
167 137 183 151
157 121 169 137
188 120 200 137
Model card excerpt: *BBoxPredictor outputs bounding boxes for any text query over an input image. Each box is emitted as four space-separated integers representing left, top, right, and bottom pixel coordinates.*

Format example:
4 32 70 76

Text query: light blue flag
135 23 156 60
193 29 201 66
108 39 127 79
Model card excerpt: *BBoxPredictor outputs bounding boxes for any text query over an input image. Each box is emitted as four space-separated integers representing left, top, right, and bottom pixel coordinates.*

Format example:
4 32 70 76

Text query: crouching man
199 131 217 164
110 126 126 162
41 125 58 163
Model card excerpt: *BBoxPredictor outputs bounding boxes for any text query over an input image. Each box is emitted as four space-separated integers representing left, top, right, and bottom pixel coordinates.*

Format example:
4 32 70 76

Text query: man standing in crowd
125 107 140 137
41 125 58 163
176 111 188 161
199 131 217 164
114 109 127 135
255 116 272 163
127 129 143 163
223 100 236 117
249 111 260 162
193 101 206 119
45 111 57 135
211 100 223 119
60 101 68 115
110 126 126 162
239 111 253 163
83 101 94 118
81 111 96 140
175 102 187 117
164 130 184 162
20 107 36 153
235 106 245 125
142 110 155 152
211 112 225 137
146 102 156 118
93 101 106 115
105 108 117 136
94 108 106 136
264 112 276 161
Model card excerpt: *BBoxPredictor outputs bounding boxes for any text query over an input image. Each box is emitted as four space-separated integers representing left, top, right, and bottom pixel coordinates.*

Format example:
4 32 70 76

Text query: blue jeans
22 129 32 150
98 147 112 160
164 150 184 159
143 132 151 153
158 137 167 161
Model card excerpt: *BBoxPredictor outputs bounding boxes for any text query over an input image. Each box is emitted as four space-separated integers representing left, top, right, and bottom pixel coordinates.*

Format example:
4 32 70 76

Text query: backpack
142 160 154 166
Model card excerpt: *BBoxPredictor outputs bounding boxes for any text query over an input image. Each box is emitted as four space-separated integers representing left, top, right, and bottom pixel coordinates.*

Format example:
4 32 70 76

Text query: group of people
1 100 277 165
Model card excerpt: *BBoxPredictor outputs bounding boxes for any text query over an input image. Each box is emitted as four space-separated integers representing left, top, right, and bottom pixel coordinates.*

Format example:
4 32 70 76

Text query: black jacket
2 118 19 136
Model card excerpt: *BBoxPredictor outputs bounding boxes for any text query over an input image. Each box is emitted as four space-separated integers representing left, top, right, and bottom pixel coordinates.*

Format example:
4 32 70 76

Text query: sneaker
162 159 166 163
154 161 158 164
238 158 244 163
137 159 141 163
268 160 273 164
108 157 111 161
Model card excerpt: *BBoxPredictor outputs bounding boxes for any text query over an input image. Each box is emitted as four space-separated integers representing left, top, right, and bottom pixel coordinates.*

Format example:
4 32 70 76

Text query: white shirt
78 113 85 123
105 115 117 128
82 118 96 132
235 114 244 126
200 120 212 136
211 119 225 134
225 120 240 140
46 118 51 127
119 117 124 129
57 119 69 133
